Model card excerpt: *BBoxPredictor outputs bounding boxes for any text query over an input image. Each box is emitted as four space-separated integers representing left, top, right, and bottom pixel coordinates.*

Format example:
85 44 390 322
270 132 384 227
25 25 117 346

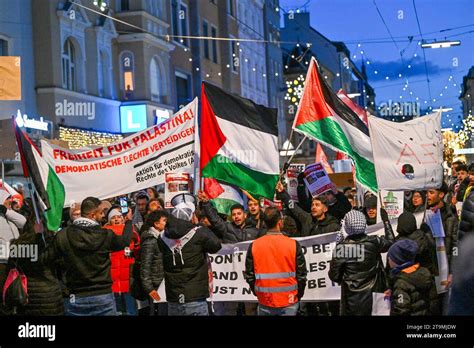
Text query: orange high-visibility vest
251 233 298 308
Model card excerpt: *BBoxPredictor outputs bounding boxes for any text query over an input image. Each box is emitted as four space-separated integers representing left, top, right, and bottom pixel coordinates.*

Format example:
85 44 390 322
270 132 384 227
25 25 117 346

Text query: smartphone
119 197 128 214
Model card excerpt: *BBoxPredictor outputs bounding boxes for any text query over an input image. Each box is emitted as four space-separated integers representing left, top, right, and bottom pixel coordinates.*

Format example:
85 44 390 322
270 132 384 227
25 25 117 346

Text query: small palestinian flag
200 82 279 199
14 123 65 231
210 181 245 216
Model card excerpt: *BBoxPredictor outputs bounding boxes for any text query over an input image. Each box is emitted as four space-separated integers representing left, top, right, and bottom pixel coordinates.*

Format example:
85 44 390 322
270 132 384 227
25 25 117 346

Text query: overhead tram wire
413 0 433 109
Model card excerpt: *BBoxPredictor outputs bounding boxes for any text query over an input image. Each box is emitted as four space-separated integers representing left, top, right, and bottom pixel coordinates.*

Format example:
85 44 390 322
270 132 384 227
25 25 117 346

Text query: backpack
3 266 28 308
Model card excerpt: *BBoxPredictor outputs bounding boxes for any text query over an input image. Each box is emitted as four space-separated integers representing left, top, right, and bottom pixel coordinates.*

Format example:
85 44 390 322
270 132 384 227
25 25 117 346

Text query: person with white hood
157 194 221 316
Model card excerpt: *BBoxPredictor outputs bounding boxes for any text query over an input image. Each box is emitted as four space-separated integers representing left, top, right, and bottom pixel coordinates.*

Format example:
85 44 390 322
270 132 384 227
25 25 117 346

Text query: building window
0 38 8 56
202 20 210 59
230 39 238 72
228 0 235 17
171 0 189 46
120 51 135 100
150 57 167 104
62 38 76 91
211 26 218 63
99 51 110 97
120 0 129 11
175 71 191 109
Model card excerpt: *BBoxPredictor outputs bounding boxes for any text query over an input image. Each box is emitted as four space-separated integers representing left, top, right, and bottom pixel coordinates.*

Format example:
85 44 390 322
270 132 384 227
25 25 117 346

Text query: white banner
41 99 198 205
368 112 443 190
156 221 396 302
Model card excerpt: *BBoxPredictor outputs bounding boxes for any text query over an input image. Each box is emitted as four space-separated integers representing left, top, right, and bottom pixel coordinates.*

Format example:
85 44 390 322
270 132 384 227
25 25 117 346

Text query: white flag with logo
368 112 443 190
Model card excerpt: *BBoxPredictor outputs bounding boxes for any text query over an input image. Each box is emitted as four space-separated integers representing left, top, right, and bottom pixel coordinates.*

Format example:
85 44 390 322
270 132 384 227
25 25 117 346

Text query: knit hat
388 239 418 266
107 208 122 222
396 212 417 236
343 210 367 236
363 195 377 209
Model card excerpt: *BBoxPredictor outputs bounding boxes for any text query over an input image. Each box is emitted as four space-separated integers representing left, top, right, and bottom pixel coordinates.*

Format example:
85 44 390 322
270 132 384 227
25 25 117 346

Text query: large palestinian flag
14 123 65 231
200 82 279 199
293 58 377 193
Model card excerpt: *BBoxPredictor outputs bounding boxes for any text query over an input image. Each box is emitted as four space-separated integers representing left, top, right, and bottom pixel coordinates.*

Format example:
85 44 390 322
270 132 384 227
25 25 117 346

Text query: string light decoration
59 126 123 149
93 0 107 12
284 74 305 107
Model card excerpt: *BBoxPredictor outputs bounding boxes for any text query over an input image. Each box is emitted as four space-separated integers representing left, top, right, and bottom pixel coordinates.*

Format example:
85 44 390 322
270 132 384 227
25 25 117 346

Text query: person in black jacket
276 182 341 237
140 210 168 316
8 215 64 316
329 209 395 315
458 190 473 241
363 195 378 225
198 191 262 243
448 234 474 315
321 186 352 222
41 197 134 316
387 240 435 316
158 202 221 316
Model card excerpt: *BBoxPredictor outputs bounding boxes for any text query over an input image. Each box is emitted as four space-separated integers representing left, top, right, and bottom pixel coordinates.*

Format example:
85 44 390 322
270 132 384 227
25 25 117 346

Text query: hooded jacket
158 216 221 303
201 201 262 243
276 189 341 237
395 212 436 274
140 227 165 295
458 190 473 241
390 264 435 316
41 219 133 297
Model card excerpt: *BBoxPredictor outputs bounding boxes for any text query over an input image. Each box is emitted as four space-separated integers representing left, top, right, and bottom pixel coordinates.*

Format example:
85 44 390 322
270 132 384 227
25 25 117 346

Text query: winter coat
158 216 221 303
328 223 395 315
458 189 473 241
41 219 133 297
0 209 26 263
201 201 262 243
439 205 459 269
105 225 140 294
390 264 435 316
9 231 64 315
455 177 471 202
277 190 341 237
448 234 474 315
140 227 165 295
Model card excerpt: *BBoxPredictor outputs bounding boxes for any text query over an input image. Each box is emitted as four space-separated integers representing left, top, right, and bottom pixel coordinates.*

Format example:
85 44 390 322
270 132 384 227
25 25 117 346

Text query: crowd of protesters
0 160 473 316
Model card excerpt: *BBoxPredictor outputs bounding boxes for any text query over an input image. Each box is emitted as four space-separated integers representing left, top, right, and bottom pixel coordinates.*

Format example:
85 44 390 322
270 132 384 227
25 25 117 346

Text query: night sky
279 0 474 130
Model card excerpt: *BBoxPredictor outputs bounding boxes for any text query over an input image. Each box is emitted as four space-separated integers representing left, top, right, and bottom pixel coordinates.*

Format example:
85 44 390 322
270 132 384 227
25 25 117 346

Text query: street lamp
93 0 107 12
421 40 461 49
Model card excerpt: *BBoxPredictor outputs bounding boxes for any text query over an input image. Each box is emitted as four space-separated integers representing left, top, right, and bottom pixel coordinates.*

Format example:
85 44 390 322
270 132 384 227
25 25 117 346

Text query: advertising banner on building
41 99 198 205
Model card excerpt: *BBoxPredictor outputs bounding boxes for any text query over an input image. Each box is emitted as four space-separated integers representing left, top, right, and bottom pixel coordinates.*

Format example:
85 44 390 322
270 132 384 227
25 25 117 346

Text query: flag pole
279 135 308 182
27 178 41 224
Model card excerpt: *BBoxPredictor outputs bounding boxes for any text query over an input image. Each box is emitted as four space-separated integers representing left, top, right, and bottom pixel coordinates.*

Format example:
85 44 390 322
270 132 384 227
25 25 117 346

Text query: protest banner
425 209 449 294
303 162 333 197
286 163 305 202
368 112 444 190
376 190 404 223
41 99 198 205
164 172 191 209
155 220 401 303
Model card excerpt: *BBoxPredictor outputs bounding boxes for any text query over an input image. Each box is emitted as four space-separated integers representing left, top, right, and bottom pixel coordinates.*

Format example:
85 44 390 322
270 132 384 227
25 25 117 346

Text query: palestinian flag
200 82 279 199
14 123 65 231
293 58 377 193
210 181 245 215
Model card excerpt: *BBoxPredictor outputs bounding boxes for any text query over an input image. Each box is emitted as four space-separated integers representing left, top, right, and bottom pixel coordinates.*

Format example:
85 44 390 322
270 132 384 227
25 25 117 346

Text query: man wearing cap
363 195 378 226
426 181 459 314
387 240 435 316
158 194 221 316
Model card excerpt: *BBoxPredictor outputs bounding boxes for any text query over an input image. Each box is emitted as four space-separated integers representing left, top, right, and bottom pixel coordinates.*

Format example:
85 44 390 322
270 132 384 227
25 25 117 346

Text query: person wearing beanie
387 240 435 316
104 207 140 316
394 212 436 274
329 209 395 315
363 195 378 225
